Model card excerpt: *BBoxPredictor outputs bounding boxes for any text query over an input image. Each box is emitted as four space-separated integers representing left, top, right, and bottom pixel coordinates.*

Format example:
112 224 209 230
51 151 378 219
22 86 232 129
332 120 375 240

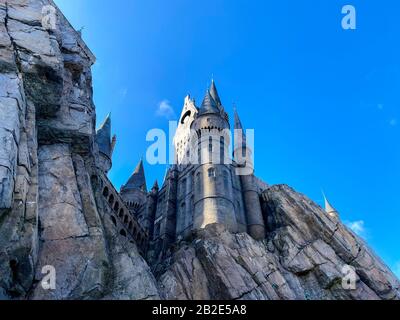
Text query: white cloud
156 100 175 119
345 220 366 237
389 118 397 127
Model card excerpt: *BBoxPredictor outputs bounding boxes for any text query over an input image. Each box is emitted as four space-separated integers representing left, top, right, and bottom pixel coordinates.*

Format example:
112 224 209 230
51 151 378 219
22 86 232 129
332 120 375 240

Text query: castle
93 80 296 265
2 0 398 300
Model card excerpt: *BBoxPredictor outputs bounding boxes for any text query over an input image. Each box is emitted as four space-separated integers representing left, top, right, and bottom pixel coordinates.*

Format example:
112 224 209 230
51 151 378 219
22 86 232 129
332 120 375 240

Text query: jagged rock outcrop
0 0 159 300
0 0 398 301
158 185 400 300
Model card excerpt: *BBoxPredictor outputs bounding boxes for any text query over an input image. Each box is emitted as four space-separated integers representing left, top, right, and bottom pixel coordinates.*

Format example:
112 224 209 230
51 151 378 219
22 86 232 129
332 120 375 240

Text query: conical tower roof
209 79 222 106
323 192 339 218
96 113 112 157
198 90 220 116
122 159 147 192
234 106 244 131
152 180 159 191
233 106 247 148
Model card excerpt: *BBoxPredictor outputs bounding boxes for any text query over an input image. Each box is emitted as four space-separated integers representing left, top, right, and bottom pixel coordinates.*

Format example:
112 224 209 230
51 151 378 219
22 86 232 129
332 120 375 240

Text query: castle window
124 215 129 224
208 137 213 153
111 216 117 226
128 221 133 231
108 194 115 206
208 168 216 178
181 178 187 195
197 145 201 164
120 229 127 237
196 172 202 192
102 187 109 197
114 202 119 211
220 137 225 164
119 209 124 218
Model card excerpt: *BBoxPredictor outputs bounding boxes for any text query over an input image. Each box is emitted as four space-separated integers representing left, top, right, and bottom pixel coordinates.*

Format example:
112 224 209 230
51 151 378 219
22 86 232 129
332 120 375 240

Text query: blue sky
55 0 399 277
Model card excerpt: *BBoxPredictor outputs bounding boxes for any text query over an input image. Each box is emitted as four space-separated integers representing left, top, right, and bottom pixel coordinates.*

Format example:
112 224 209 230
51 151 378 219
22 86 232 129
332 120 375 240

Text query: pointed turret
152 180 159 192
233 107 250 162
323 192 339 219
96 113 114 173
122 159 147 192
234 106 246 145
96 113 112 158
198 90 220 116
209 79 222 106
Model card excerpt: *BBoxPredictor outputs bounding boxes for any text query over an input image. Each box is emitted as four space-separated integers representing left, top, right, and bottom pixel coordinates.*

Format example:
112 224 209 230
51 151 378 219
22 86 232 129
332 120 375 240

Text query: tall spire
198 90 220 116
122 159 147 192
209 79 222 106
96 113 112 158
322 192 339 219
152 180 159 191
233 106 246 148
233 106 244 131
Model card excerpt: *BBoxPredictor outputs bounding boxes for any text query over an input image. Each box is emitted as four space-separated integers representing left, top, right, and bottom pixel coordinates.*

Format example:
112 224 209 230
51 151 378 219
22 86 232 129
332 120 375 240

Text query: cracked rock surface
158 186 400 300
0 0 398 301
0 0 159 300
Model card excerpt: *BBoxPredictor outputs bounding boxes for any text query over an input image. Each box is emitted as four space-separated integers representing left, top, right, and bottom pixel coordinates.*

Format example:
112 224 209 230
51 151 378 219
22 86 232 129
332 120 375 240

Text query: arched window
108 194 114 206
196 172 201 193
120 229 127 237
128 221 133 231
119 209 124 218
124 215 129 224
220 136 225 164
181 178 187 196
111 216 117 226
208 168 216 178
197 144 201 164
103 187 109 197
114 202 119 211
208 136 213 153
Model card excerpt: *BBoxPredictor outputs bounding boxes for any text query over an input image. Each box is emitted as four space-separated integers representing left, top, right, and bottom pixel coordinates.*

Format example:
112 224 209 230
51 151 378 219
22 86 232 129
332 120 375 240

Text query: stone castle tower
97 80 270 265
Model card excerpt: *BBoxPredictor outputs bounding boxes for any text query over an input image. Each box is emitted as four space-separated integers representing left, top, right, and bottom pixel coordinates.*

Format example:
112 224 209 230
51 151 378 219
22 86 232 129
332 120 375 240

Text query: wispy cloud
156 100 176 119
345 220 367 238
389 118 397 127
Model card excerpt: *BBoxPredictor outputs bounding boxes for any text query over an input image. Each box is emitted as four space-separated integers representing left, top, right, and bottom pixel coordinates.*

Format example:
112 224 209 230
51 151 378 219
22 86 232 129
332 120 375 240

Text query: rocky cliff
158 185 399 300
0 0 398 301
0 0 159 300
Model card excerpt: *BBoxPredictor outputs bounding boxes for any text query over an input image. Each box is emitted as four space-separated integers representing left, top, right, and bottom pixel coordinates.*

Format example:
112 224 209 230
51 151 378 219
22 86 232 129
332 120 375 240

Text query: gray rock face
0 0 159 300
0 0 398 301
158 186 399 300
